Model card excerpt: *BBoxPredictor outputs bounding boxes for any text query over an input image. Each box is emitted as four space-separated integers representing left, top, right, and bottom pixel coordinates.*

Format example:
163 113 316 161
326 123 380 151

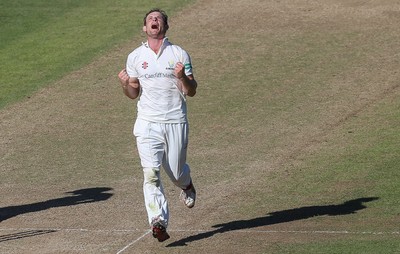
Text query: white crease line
0 227 399 235
233 229 400 235
0 227 142 233
171 229 400 235
116 230 151 254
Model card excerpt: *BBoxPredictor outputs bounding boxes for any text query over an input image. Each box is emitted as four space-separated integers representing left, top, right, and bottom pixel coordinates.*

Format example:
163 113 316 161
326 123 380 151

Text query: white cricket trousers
133 118 192 227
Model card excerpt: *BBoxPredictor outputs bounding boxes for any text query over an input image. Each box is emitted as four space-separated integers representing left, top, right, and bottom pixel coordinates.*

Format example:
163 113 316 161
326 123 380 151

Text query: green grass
0 0 194 109
272 238 400 254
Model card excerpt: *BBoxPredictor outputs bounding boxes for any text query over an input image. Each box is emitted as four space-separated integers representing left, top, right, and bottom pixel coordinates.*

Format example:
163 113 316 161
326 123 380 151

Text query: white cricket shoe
180 183 196 208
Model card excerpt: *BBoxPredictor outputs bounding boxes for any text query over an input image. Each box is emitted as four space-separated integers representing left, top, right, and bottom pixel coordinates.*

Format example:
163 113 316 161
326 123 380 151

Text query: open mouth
151 24 158 29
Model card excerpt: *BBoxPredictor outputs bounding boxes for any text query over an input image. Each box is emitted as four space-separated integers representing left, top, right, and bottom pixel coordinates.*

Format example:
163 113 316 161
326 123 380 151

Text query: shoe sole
152 222 170 242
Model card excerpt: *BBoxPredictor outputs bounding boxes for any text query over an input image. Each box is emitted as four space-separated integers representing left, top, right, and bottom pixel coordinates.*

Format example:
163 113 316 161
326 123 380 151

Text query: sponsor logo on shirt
144 72 175 79
166 60 175 70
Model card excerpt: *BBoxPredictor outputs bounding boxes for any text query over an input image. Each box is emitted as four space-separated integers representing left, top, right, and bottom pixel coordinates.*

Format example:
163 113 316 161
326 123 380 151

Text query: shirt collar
142 37 170 49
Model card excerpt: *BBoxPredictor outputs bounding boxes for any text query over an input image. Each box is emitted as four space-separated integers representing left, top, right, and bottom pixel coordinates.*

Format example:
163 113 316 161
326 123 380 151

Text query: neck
147 37 165 54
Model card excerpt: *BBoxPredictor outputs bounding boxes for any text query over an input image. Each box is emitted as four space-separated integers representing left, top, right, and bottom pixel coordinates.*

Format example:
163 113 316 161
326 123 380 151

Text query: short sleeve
126 51 139 78
181 50 193 76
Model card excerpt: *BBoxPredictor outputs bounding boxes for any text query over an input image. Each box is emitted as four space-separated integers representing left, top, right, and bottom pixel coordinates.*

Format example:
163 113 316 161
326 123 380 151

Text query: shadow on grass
167 197 379 247
0 187 113 222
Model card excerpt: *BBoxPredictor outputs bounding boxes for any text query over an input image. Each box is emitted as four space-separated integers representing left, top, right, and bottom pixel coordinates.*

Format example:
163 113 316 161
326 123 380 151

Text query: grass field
0 0 194 109
1 0 400 253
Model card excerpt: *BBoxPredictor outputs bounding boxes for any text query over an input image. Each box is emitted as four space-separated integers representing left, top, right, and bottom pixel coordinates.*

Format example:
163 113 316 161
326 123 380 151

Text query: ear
142 26 147 33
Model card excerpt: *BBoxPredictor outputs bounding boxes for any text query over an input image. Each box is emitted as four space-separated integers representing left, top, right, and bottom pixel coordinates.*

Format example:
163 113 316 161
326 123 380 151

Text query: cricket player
117 8 198 242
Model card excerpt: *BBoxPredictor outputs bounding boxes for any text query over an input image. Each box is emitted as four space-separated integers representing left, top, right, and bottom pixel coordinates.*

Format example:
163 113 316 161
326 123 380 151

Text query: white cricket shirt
126 38 193 123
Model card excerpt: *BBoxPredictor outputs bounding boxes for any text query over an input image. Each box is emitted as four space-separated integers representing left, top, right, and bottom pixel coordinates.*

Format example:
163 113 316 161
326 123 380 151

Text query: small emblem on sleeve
184 63 192 70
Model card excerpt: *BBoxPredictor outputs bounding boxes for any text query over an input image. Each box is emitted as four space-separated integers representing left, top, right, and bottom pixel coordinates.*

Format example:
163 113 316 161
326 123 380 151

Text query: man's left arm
174 62 197 97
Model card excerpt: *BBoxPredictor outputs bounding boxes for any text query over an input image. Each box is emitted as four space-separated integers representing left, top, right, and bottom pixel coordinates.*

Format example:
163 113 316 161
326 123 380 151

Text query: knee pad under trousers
143 167 161 187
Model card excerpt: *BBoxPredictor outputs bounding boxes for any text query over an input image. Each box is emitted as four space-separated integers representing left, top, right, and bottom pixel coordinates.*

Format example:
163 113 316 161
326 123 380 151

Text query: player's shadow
0 187 113 222
167 197 379 247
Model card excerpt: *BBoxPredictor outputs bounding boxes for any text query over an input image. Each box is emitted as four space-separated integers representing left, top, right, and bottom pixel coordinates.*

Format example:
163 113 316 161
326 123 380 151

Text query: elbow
186 80 197 97
187 89 196 97
123 88 140 100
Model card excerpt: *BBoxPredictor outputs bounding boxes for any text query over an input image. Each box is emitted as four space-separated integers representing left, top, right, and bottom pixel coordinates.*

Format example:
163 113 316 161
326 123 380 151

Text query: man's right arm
118 68 140 99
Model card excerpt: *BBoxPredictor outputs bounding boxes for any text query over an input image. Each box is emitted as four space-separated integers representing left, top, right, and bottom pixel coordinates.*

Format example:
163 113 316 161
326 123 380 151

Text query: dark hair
143 8 169 31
